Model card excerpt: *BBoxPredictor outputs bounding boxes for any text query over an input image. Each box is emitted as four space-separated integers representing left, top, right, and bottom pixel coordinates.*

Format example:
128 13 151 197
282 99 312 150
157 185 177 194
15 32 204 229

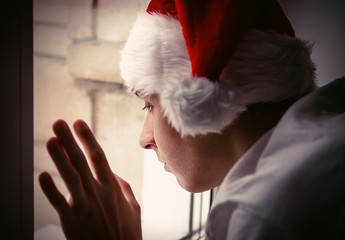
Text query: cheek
155 120 183 160
154 115 189 165
154 111 175 144
152 111 213 192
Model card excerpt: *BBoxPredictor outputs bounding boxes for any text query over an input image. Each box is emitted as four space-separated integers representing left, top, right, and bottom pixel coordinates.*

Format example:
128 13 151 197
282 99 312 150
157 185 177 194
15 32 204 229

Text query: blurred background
280 0 345 85
33 0 345 239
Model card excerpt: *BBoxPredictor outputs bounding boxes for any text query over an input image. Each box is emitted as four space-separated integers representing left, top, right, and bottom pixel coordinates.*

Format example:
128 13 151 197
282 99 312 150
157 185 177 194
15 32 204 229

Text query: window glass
33 1 210 239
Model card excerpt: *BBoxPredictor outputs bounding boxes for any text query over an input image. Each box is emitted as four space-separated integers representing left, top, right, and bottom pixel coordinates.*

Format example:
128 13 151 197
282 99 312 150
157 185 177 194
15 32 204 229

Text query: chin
176 176 214 193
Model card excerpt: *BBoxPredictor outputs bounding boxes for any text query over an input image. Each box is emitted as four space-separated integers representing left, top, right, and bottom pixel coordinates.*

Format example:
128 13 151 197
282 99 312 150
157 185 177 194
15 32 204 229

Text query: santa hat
120 0 316 137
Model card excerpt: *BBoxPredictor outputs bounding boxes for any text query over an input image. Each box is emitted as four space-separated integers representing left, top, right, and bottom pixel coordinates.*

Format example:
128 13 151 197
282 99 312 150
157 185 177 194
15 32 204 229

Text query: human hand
39 119 142 240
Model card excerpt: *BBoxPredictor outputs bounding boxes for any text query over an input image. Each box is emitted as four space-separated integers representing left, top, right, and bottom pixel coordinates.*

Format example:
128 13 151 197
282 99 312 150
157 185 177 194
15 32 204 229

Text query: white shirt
206 78 345 240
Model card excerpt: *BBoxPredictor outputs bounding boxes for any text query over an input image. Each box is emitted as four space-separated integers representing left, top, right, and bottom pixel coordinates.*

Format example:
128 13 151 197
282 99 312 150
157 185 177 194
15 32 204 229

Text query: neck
211 107 287 186
227 108 286 160
184 102 291 191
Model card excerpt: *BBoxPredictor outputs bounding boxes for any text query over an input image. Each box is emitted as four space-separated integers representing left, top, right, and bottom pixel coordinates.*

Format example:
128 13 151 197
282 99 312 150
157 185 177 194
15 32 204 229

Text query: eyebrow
135 91 148 101
135 91 141 98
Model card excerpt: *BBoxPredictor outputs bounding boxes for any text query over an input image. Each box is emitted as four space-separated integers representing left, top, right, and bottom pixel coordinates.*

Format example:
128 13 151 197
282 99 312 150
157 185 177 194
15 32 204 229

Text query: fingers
73 120 113 184
52 120 94 182
114 174 139 208
46 137 87 207
39 172 71 217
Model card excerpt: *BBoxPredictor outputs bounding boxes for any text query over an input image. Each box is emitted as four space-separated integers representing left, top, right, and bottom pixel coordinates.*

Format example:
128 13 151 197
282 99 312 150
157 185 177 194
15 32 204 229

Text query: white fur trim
120 13 316 137
221 30 316 106
120 13 191 96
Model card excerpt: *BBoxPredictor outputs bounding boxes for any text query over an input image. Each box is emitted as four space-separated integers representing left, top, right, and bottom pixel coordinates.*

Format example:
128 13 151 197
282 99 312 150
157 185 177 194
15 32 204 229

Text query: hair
246 98 300 113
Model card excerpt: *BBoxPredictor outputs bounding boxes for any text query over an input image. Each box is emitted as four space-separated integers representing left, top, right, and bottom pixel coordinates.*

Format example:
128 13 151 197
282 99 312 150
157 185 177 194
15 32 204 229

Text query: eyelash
142 105 153 111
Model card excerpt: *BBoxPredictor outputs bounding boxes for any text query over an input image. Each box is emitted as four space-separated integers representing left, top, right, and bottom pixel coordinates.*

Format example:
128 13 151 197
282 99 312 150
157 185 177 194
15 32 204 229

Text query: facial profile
137 93 238 193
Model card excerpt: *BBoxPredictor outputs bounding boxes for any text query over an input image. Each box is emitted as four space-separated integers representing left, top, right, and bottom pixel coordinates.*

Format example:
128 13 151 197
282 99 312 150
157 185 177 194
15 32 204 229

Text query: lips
157 154 170 172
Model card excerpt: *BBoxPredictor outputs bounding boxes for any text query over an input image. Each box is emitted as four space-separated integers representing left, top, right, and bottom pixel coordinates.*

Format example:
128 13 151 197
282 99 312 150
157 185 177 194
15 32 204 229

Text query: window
33 1 211 239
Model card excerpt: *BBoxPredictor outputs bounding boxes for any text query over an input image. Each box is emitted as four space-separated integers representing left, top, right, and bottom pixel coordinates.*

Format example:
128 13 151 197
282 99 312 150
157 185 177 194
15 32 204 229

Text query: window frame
1 1 33 239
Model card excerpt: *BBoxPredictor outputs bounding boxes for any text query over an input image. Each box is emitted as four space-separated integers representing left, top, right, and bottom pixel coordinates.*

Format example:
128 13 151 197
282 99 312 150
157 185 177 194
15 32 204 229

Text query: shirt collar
211 127 274 209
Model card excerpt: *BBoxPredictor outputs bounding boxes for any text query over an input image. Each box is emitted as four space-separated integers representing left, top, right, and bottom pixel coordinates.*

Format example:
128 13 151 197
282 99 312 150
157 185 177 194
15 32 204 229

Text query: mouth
157 155 170 172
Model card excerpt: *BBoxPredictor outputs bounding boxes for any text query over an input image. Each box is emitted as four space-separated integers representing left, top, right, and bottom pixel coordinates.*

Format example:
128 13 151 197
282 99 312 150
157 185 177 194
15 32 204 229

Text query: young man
39 0 345 239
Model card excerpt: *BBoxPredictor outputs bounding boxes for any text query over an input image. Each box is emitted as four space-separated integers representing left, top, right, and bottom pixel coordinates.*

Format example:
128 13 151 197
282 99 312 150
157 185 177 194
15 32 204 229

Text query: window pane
33 1 197 239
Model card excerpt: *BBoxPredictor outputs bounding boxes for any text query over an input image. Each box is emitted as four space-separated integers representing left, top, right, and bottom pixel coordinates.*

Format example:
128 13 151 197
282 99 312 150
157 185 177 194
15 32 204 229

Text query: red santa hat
120 0 316 137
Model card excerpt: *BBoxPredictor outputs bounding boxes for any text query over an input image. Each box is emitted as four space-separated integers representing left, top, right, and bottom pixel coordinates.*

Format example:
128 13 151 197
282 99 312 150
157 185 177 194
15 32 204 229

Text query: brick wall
34 0 149 232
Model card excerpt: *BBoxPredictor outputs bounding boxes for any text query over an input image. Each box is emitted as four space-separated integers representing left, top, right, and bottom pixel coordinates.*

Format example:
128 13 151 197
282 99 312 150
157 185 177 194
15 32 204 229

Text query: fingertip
52 119 69 135
74 119 86 125
73 119 84 129
46 137 59 149
38 172 70 213
46 136 56 144
73 119 89 132
53 119 67 128
39 171 48 180
38 171 52 187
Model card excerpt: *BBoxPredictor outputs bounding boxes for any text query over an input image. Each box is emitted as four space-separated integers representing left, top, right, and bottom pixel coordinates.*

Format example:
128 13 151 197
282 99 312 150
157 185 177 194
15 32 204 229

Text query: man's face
138 94 235 193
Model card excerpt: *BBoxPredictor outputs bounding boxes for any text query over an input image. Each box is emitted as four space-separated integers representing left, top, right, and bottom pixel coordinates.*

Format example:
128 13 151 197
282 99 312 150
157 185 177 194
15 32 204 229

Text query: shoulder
206 201 288 240
280 76 345 129
206 77 345 239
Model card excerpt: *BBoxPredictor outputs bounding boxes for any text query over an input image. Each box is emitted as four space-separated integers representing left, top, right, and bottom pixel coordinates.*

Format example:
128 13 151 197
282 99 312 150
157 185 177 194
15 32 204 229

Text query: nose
139 114 156 149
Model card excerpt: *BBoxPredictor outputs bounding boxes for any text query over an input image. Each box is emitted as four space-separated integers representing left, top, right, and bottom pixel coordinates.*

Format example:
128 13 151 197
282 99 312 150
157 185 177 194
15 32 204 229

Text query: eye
142 104 153 112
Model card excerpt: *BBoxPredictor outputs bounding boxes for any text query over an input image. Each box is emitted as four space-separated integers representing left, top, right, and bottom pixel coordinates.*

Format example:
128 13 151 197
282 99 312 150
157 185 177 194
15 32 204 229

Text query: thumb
113 173 139 207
